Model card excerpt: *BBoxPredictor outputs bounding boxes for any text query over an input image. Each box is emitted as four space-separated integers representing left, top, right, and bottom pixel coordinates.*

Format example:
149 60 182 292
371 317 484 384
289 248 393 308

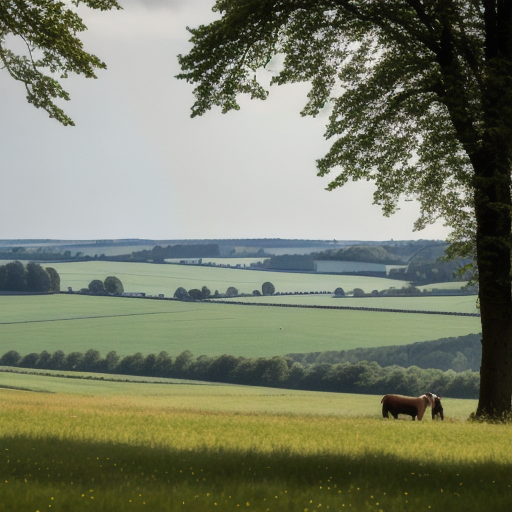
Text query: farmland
1 375 511 512
0 294 481 358
223 294 479 314
48 261 410 296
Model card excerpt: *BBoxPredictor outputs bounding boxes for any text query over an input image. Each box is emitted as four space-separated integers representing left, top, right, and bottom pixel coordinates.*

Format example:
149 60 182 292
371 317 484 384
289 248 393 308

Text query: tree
0 350 21 366
201 285 212 298
104 276 124 294
0 261 26 291
262 281 276 295
0 0 121 126
334 287 345 297
352 288 365 298
178 1 512 418
88 279 106 294
45 267 61 292
188 288 205 300
226 286 239 297
26 262 50 292
174 287 191 300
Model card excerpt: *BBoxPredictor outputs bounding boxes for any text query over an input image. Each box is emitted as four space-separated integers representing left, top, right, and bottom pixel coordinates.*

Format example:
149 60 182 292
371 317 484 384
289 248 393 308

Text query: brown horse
381 392 443 421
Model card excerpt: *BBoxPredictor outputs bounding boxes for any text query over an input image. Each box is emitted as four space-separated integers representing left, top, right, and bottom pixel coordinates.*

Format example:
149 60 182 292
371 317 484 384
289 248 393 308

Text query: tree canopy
0 0 121 125
178 0 512 418
104 276 124 295
262 281 276 295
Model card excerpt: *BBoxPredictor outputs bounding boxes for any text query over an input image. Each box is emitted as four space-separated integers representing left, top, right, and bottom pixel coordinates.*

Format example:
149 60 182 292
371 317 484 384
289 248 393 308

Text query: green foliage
132 243 220 262
261 281 275 295
173 287 190 300
177 1 488 233
88 279 105 294
188 288 204 300
26 262 50 292
0 0 121 125
326 246 402 264
0 261 59 292
45 267 60 292
0 260 26 291
287 333 482 373
225 286 238 297
2 348 480 399
104 276 123 294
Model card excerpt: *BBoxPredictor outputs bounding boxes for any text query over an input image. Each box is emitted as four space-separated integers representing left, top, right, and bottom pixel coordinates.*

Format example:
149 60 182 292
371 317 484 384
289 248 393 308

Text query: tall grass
1 384 510 512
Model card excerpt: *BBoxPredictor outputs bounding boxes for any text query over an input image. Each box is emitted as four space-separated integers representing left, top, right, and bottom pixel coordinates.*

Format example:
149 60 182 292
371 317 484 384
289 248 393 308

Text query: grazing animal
381 392 439 421
431 394 444 420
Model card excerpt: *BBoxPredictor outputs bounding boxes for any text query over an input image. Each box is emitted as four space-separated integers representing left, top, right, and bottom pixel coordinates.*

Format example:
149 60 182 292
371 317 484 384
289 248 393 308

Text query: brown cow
381 392 441 421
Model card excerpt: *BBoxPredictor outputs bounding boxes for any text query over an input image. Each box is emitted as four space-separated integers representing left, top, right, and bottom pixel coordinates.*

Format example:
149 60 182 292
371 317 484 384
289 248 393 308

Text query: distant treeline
259 243 473 285
0 243 221 263
0 348 479 399
130 244 220 262
286 334 482 373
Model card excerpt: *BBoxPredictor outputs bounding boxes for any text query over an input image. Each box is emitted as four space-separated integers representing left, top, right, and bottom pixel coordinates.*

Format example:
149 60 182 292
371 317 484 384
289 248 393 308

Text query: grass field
48 261 410 296
1 374 510 512
0 294 481 358
223 294 479 314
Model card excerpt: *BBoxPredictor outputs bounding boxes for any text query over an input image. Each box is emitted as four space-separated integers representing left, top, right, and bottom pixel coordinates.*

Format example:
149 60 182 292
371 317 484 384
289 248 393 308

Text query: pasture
47 261 410 296
1 375 510 512
0 294 481 358
223 294 479 314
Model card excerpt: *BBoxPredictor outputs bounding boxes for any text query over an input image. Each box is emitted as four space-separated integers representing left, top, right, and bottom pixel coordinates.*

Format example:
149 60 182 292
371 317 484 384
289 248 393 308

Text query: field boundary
207 299 481 317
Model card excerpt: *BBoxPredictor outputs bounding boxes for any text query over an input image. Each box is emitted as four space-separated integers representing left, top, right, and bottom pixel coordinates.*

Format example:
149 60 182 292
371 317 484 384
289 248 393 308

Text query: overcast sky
0 0 451 242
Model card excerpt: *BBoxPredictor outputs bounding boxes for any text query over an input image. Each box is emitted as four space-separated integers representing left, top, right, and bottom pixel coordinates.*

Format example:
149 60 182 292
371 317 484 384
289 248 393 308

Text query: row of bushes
0 349 479 398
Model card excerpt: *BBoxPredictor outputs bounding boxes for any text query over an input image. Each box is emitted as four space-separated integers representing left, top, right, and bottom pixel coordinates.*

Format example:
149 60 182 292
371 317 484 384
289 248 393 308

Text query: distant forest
129 244 220 262
286 334 481 373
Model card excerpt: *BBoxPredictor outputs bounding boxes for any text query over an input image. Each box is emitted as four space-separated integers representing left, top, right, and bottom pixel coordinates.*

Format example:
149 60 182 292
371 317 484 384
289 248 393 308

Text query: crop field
1 375 510 512
47 261 410 296
0 294 481 358
223 294 479 314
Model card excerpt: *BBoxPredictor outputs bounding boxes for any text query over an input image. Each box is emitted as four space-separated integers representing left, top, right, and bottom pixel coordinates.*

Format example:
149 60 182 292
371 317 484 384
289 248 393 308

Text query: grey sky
0 0 450 241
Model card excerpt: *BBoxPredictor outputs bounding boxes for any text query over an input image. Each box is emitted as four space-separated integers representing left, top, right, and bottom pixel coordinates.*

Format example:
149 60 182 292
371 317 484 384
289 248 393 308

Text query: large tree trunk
475 176 512 416
473 135 512 417
473 1 512 418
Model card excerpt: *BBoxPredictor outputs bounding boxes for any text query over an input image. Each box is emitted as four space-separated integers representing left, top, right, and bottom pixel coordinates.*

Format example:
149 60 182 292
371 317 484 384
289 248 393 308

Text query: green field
0 294 481 358
224 294 479 313
1 375 510 512
0 371 477 416
48 261 410 296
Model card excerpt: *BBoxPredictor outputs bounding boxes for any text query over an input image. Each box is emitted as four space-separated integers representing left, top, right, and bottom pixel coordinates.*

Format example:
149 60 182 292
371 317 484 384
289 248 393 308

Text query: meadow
48 261 410 296
1 374 510 512
0 294 481 358
223 294 479 314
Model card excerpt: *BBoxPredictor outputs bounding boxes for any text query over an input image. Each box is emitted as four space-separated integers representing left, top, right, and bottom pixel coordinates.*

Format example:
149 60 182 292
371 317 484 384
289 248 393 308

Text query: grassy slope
0 371 476 417
49 261 409 296
1 377 510 512
224 294 479 313
0 294 481 358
